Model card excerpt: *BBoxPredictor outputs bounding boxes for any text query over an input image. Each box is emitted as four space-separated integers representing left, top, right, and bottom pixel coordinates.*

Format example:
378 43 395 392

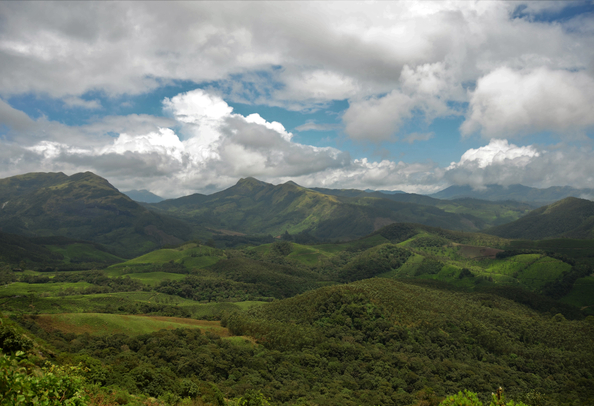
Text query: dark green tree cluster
339 244 411 282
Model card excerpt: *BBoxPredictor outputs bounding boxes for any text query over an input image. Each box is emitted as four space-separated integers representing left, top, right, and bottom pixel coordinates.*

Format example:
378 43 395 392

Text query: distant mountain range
430 184 594 205
487 197 594 240
3 171 591 254
123 189 165 203
148 177 532 240
0 172 191 257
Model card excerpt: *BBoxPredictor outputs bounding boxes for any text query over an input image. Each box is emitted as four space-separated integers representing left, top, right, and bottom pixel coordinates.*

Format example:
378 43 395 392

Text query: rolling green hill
0 172 192 257
7 275 594 405
85 222 594 315
225 278 594 404
487 197 594 240
149 177 518 241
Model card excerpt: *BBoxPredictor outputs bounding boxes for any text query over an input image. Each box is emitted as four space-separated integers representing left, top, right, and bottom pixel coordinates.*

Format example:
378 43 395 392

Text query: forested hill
225 278 594 405
0 172 191 258
487 197 594 239
148 177 527 240
0 232 123 275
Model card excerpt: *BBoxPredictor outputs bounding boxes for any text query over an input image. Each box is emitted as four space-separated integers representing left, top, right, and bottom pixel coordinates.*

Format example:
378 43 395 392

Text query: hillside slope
226 278 594 404
0 172 191 257
123 189 164 203
313 187 533 227
487 197 594 239
0 232 123 270
431 184 594 205
149 178 500 240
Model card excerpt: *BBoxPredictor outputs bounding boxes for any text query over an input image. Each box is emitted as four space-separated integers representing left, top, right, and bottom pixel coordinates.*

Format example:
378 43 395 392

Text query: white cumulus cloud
448 139 540 169
461 67 594 138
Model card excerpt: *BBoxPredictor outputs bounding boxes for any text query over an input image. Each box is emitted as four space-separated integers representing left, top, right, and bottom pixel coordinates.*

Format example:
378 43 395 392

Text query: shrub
0 351 88 405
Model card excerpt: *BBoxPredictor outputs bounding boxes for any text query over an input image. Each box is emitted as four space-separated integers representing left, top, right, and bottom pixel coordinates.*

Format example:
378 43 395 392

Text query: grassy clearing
121 272 187 286
519 257 572 290
124 248 189 264
1 294 114 314
456 244 503 259
106 244 224 274
33 313 231 336
0 281 92 297
484 254 542 277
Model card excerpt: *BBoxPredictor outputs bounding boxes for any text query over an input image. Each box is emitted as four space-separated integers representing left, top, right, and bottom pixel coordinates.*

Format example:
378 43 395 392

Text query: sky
0 1 593 198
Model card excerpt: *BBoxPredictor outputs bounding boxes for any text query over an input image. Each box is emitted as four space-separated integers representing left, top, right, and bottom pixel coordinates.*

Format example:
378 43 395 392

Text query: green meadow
120 271 187 286
0 281 93 296
33 312 231 336
105 243 225 276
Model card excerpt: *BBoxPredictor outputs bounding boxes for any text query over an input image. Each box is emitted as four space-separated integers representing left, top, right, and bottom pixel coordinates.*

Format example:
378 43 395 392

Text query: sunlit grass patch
120 272 187 286
519 257 571 290
0 281 93 297
33 313 232 336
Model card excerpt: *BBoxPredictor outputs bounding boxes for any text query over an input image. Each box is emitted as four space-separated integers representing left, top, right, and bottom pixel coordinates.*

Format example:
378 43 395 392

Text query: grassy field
106 243 225 275
0 281 93 296
246 235 393 266
120 272 187 286
484 254 542 277
32 313 232 336
519 257 572 290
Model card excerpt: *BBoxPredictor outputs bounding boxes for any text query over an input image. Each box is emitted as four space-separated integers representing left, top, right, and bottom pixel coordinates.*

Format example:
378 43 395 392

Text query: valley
1 172 594 406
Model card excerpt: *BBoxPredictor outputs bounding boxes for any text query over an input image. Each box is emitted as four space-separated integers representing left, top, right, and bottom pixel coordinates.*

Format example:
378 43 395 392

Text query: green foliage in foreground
4 276 594 405
0 352 88 406
439 389 528 406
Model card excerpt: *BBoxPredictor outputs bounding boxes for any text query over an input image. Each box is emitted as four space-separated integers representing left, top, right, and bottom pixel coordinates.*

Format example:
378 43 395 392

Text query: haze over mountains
431 184 594 206
147 176 534 240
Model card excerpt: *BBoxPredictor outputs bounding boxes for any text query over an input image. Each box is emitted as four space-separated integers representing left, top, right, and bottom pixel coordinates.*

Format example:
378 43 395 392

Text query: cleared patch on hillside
456 244 503 259
32 313 231 337
121 272 187 286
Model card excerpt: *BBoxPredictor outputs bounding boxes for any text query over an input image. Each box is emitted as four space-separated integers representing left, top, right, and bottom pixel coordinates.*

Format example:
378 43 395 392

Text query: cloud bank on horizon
0 1 593 197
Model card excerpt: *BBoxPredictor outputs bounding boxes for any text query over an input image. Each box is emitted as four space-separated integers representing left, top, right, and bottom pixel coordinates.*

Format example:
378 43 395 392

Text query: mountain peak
233 177 271 193
236 177 267 186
